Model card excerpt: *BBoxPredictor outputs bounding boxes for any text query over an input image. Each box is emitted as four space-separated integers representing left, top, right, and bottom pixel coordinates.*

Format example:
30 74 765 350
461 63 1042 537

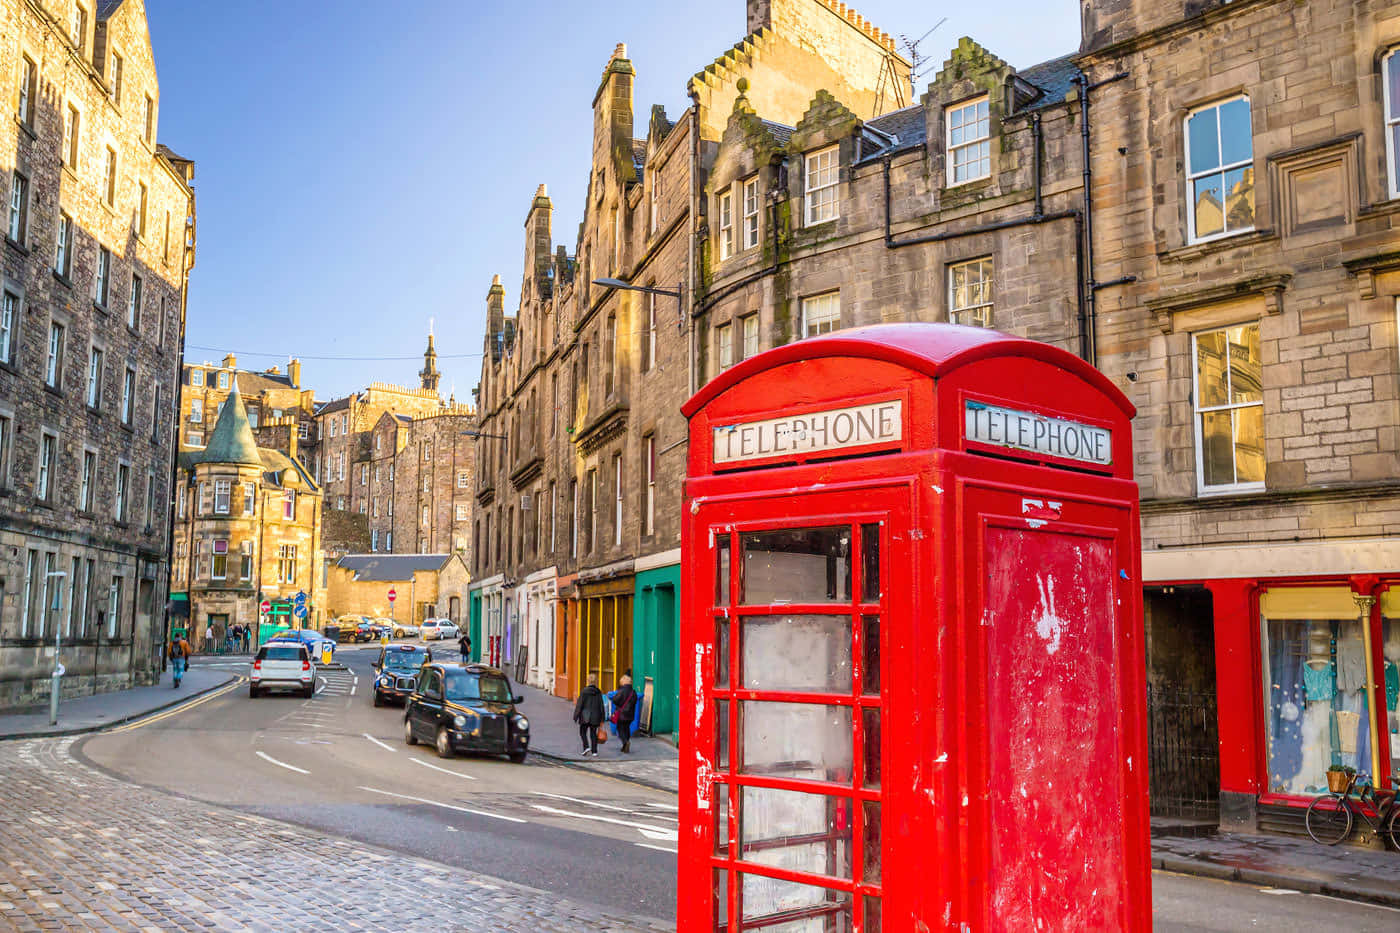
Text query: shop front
577 562 634 695
1145 537 1400 832
521 568 558 691
473 574 509 669
635 550 681 737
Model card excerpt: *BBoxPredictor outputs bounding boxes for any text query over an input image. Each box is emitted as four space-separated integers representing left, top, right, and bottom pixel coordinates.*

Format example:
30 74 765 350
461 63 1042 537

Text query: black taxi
403 663 529 762
371 643 432 706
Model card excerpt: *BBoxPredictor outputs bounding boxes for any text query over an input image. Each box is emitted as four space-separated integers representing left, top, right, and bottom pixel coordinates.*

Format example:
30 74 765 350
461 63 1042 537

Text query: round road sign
387 588 397 603
260 600 271 613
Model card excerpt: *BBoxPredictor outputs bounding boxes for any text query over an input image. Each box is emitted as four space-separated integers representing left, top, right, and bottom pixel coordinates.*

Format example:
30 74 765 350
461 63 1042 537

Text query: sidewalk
0 666 237 740
517 683 682 792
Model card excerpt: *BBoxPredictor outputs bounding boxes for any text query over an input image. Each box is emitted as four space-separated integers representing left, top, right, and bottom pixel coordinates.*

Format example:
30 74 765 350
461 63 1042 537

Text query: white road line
314 678 327 695
530 803 678 841
409 757 477 780
635 843 677 854
353 675 359 685
362 732 396 752
357 786 525 823
350 685 356 696
643 801 679 812
535 792 676 819
255 750 310 775
1307 893 1400 913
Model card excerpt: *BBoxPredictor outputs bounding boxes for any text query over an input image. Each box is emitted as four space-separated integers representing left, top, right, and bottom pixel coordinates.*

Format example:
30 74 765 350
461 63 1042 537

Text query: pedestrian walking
168 631 191 688
203 624 216 655
609 674 639 754
573 672 605 757
458 632 471 661
241 624 251 653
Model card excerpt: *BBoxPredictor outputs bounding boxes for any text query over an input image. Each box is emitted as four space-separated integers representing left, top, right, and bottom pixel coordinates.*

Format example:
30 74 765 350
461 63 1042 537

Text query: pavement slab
0 737 671 931
0 667 236 739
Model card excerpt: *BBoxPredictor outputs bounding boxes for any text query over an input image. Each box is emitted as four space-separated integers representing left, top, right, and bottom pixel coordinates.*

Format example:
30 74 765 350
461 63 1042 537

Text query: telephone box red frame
679 324 1149 932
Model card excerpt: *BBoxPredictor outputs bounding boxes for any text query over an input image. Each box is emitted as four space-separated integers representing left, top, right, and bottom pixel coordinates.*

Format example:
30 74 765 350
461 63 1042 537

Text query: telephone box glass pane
742 702 852 781
862 707 881 789
717 618 730 688
718 699 731 769
716 869 729 930
862 615 880 696
860 523 880 603
863 896 882 932
741 527 850 605
716 782 731 854
739 876 852 928
862 800 882 884
740 786 851 880
717 535 731 606
743 615 851 693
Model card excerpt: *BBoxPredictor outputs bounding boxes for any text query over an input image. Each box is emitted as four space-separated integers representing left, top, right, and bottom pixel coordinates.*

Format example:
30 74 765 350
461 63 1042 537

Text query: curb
0 672 239 741
530 748 680 795
1153 854 1400 909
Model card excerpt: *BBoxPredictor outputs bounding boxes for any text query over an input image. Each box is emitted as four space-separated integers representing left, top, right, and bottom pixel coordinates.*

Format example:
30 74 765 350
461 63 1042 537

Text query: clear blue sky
147 1 1080 400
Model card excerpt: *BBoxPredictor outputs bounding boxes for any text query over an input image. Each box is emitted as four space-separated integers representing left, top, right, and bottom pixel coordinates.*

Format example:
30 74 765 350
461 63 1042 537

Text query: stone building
1078 0 1400 832
0 0 196 706
169 388 324 645
325 552 469 631
177 353 313 453
469 0 918 735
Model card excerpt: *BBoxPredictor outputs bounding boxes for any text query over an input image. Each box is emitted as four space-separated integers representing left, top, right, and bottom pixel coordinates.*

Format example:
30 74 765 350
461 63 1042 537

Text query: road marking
107 677 245 733
534 792 676 819
314 678 327 695
635 843 677 854
357 786 526 823
409 757 477 780
255 750 310 774
1259 888 1299 895
529 803 678 841
1307 893 1400 913
363 733 396 753
353 675 359 685
350 685 356 696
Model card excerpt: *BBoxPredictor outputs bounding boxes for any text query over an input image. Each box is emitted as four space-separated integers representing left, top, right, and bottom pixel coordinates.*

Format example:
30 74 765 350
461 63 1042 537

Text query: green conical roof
199 381 262 466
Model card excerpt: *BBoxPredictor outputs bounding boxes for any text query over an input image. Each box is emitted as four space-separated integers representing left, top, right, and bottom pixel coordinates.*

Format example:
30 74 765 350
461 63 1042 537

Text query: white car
249 643 315 698
421 619 460 641
388 619 420 639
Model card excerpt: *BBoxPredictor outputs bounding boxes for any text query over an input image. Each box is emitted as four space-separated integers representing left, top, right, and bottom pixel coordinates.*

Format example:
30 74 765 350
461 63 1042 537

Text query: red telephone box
679 324 1149 932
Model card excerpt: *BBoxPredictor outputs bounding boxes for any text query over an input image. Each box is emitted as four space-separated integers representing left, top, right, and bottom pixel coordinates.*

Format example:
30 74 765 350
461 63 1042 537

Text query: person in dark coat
458 632 471 661
609 674 639 754
573 673 605 757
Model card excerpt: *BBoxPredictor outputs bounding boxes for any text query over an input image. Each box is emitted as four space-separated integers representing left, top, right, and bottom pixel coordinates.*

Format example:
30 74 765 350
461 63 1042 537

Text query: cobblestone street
0 738 670 931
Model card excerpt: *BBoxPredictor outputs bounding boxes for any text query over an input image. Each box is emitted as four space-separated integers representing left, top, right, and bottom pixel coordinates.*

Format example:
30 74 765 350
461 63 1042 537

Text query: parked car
267 628 335 661
403 663 529 762
335 615 370 642
421 619 460 641
250 643 315 698
372 643 432 706
386 619 419 639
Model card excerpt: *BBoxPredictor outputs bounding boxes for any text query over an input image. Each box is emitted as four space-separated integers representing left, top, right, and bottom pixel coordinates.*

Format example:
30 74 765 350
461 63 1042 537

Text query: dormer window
71 5 88 55
190 368 204 387
947 96 990 184
804 146 839 225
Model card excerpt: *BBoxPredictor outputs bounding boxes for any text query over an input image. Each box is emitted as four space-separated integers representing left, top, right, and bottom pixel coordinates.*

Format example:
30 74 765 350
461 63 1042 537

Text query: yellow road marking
107 676 246 733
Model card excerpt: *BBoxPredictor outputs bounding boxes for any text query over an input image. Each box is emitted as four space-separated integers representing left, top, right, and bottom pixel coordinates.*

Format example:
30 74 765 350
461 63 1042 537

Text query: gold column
1355 593 1380 781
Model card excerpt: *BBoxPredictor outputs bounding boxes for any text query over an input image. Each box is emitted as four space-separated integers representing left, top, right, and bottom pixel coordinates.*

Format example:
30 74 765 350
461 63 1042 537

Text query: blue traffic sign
293 591 307 609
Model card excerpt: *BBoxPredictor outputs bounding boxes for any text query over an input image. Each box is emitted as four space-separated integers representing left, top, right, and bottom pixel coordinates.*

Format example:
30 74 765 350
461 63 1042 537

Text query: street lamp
44 570 67 725
592 278 686 329
460 430 508 440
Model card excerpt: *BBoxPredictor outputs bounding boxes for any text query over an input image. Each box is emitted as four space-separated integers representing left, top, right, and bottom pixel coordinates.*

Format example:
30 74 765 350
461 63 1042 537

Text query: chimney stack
288 358 301 388
221 353 236 369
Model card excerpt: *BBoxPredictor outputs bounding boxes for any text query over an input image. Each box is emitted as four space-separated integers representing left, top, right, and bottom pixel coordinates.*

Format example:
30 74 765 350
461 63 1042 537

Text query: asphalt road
78 647 677 922
73 648 1400 931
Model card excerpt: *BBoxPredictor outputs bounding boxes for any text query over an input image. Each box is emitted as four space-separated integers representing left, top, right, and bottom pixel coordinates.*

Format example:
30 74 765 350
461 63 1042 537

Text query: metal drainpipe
687 97 700 399
1074 69 1130 368
160 183 196 671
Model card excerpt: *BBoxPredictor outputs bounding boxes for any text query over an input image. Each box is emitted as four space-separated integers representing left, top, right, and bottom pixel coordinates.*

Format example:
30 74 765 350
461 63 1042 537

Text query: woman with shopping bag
573 672 606 757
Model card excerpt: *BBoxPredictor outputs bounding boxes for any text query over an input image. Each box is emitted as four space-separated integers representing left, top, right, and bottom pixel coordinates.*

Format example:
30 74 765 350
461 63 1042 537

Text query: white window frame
190 368 204 387
801 291 840 338
37 430 57 501
121 367 135 425
45 320 63 387
1384 48 1400 200
95 247 111 306
213 478 231 514
128 273 141 329
144 471 155 528
107 575 121 638
740 313 759 361
742 177 761 250
948 257 994 328
613 454 623 547
643 434 655 537
243 481 255 516
114 461 130 521
63 104 79 169
8 170 28 243
102 145 117 206
283 490 295 519
946 96 991 184
80 449 95 511
716 322 733 370
804 145 839 225
649 170 661 233
17 55 35 127
86 345 103 408
1 291 17 364
1191 322 1266 495
1184 95 1255 244
55 212 72 277
217 371 229 389
718 189 734 261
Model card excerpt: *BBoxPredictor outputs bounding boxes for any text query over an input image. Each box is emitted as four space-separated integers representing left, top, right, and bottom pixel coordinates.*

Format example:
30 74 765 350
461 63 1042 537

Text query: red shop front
679 324 1152 932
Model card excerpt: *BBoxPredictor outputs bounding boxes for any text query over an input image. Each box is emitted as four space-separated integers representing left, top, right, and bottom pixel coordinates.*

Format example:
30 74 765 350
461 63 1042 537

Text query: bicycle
1304 772 1400 847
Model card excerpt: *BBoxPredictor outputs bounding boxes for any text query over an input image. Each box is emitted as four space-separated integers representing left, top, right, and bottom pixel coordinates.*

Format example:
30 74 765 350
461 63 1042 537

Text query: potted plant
1326 764 1356 794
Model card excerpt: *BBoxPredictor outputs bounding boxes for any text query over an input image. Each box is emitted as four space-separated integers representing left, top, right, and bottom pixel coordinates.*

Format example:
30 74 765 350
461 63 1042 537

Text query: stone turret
420 332 440 393
199 380 261 466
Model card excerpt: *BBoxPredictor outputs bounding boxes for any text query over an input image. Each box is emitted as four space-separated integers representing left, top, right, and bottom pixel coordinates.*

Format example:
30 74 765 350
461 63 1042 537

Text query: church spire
419 328 440 393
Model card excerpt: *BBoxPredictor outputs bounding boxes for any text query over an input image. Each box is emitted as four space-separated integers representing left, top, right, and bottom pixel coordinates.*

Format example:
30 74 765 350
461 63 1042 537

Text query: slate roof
866 105 926 148
198 388 262 466
316 396 353 415
632 139 648 179
761 120 794 147
96 0 124 20
187 366 293 394
335 554 450 581
1019 54 1079 111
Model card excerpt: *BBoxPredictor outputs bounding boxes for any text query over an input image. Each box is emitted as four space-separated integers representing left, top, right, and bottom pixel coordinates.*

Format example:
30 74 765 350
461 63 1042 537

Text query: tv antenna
901 17 948 81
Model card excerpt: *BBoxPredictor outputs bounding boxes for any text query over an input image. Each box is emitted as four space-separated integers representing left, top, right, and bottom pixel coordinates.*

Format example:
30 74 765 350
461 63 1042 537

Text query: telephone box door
958 480 1147 932
684 482 914 933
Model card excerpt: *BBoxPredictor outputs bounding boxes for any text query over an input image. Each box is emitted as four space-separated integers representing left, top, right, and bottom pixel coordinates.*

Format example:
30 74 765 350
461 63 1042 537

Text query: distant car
386 619 419 639
372 643 432 706
267 628 335 660
403 663 529 762
421 619 460 641
250 643 315 698
351 619 382 643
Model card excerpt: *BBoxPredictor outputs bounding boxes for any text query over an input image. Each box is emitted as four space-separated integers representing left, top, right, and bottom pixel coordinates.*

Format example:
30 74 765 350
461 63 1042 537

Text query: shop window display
1385 616 1400 778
